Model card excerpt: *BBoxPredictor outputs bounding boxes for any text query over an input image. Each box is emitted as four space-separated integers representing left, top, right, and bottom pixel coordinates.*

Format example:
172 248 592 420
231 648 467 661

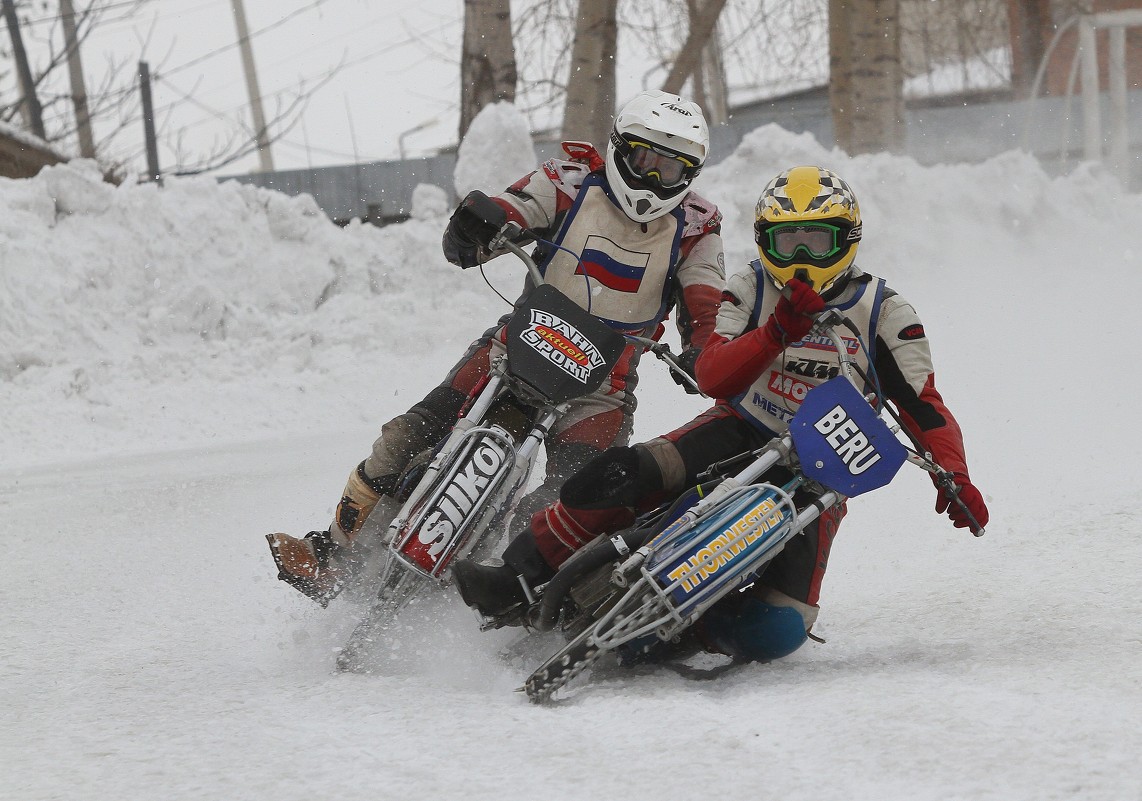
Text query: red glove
764 278 825 344
935 475 989 530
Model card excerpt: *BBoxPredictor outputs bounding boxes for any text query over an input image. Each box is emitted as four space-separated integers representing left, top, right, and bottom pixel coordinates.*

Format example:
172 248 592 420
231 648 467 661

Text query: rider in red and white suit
455 166 990 662
267 91 726 606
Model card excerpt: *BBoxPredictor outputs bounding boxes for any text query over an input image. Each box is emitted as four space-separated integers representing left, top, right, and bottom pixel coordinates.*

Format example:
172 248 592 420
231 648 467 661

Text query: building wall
1011 0 1142 96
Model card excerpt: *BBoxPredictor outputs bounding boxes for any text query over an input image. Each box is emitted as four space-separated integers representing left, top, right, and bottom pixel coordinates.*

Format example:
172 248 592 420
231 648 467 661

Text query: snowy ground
2 113 1141 800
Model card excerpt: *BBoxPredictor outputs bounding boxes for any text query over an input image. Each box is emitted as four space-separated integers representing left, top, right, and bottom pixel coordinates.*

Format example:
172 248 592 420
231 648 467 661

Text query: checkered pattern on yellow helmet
754 166 862 292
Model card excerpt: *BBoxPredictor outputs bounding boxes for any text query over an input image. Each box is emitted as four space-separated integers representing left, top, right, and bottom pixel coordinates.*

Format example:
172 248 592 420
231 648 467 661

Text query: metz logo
522 310 606 383
415 440 508 561
666 497 786 593
813 404 882 475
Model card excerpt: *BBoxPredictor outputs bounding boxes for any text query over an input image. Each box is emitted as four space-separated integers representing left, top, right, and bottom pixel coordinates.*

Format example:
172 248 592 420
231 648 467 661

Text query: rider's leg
529 405 758 567
269 330 503 605
510 397 633 533
454 407 757 616
696 502 847 661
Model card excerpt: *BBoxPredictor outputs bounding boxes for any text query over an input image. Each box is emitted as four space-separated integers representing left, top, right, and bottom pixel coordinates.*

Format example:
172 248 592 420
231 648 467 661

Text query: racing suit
523 260 980 645
346 142 726 543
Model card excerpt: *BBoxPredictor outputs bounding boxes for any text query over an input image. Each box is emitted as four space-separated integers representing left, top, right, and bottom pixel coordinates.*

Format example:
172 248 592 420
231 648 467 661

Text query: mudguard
505 284 626 404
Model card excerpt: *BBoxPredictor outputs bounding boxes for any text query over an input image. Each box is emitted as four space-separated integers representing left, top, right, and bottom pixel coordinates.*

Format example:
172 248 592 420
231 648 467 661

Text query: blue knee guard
701 597 809 662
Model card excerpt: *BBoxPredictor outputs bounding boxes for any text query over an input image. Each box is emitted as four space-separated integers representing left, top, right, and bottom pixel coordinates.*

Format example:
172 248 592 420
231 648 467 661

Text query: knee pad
700 596 810 662
559 446 663 510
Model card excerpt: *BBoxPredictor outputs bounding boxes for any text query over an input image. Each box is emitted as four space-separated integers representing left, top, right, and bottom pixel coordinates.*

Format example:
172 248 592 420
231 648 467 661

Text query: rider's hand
670 348 701 395
764 278 824 344
442 191 508 269
935 475 989 530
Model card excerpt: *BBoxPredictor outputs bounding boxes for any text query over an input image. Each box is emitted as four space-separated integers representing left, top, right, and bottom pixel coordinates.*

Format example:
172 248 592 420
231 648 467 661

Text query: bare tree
2 0 44 137
1 0 341 178
687 0 729 124
459 0 517 140
829 0 905 154
2 0 152 167
561 0 618 145
660 0 730 95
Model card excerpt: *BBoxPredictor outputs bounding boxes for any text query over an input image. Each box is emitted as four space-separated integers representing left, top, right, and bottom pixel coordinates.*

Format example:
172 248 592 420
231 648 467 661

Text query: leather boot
267 463 391 606
452 528 555 617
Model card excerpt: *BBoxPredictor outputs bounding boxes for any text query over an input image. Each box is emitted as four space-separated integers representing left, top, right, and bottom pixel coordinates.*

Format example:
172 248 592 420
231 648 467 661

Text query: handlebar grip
940 476 985 537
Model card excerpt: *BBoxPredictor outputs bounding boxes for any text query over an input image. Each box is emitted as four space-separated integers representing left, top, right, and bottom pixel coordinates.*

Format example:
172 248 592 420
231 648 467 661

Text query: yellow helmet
754 166 862 293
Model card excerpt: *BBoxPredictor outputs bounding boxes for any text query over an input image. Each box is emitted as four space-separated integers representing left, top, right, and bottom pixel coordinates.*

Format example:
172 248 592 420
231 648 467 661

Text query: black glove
671 348 702 395
442 190 508 269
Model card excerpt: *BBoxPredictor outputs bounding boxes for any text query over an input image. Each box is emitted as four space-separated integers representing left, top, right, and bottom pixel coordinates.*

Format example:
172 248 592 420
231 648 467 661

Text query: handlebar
810 307 986 537
931 466 987 537
489 222 544 287
625 335 706 397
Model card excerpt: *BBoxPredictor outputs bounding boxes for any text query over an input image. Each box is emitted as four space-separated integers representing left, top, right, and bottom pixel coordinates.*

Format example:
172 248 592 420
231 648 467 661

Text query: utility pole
2 0 46 139
230 0 274 172
138 61 161 184
60 0 96 158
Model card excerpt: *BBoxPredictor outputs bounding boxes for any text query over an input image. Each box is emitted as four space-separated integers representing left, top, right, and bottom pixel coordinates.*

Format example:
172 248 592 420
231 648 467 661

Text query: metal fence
222 84 1141 225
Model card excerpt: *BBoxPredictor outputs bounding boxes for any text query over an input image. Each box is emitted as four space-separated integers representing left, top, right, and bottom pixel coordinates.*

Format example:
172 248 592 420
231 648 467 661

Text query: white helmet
604 90 709 223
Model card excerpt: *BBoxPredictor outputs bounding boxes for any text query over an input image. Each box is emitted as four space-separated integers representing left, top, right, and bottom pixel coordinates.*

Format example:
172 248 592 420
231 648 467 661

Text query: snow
453 102 539 198
3 115 1141 801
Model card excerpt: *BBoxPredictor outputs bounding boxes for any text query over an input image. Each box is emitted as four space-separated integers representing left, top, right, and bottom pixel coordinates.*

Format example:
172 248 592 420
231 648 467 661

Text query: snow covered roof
0 119 66 179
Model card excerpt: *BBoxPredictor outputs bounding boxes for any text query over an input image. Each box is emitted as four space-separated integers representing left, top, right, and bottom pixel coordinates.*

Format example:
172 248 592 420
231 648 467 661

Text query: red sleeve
491 196 528 227
694 328 784 399
894 376 970 479
680 283 723 350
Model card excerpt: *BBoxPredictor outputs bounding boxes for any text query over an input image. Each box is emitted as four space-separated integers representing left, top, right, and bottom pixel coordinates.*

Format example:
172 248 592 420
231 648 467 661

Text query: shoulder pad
679 191 722 237
561 141 606 170
541 158 591 201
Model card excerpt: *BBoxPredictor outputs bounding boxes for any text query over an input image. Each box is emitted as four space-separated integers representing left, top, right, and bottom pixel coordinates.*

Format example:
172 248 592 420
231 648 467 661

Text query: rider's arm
874 295 970 478
494 171 559 234
673 231 726 351
694 269 786 398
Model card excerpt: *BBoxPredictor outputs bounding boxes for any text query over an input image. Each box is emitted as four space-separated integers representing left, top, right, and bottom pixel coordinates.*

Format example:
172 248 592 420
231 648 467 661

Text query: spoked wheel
335 555 435 673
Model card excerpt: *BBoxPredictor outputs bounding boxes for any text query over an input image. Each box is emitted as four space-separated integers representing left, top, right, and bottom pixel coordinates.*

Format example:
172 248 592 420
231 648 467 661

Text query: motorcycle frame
384 357 570 584
573 315 862 652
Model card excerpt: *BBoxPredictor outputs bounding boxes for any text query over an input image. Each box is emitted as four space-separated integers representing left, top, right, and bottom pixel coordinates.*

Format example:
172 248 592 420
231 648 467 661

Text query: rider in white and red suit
267 91 726 606
455 166 990 662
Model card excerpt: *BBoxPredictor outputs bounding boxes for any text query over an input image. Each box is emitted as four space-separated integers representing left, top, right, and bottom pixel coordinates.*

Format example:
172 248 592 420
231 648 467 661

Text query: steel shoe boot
266 530 348 607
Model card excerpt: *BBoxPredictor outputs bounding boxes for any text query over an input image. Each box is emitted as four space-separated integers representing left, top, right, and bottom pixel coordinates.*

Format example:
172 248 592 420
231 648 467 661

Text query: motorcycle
335 216 702 672
475 308 986 702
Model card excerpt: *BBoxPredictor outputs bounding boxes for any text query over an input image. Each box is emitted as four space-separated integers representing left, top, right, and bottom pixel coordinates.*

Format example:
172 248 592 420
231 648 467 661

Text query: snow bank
2 122 1140 478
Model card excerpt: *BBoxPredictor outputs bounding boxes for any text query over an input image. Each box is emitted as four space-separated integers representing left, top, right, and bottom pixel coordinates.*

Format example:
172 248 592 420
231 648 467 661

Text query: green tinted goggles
763 222 843 261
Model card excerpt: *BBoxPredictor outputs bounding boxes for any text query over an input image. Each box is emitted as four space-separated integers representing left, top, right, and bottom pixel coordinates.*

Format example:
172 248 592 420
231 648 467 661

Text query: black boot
453 529 555 617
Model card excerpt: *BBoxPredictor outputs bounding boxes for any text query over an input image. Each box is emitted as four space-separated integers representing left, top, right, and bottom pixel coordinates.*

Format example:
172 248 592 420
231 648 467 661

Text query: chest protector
538 173 683 332
732 260 887 436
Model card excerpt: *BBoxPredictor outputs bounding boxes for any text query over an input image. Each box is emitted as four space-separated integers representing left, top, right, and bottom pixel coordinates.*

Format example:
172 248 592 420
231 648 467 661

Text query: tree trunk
561 0 618 146
1007 0 1052 98
460 0 517 141
661 0 730 96
829 0 904 155
684 0 728 123
2 0 45 139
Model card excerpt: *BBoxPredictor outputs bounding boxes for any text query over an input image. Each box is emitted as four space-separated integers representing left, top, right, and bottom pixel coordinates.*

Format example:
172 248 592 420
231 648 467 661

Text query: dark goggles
760 222 844 261
617 137 698 189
